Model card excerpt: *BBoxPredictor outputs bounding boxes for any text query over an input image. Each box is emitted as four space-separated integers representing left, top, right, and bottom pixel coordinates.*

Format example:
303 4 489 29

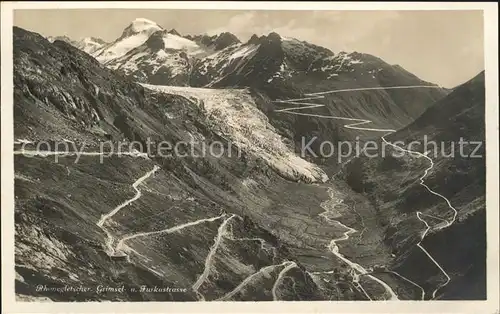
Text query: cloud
206 10 402 53
189 10 481 87
206 12 257 37
207 12 321 42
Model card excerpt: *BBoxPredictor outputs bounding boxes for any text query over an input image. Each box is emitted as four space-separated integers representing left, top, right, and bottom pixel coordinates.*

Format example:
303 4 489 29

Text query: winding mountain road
217 261 296 301
323 199 399 300
381 137 458 299
192 214 237 300
271 261 298 300
273 85 457 300
115 214 227 253
96 165 160 256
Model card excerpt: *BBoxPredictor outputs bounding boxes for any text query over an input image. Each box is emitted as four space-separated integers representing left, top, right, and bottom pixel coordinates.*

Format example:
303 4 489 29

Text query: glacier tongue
141 84 329 183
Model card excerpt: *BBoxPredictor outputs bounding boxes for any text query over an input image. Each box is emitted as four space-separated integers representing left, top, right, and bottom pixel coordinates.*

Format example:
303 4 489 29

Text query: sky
14 9 484 88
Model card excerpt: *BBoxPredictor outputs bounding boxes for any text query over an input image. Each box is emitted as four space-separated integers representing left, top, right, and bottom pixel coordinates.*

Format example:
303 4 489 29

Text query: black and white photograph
1 1 498 312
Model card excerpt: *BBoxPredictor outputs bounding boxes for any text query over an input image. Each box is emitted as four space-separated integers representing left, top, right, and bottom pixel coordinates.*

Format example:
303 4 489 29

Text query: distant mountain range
45 18 448 162
47 35 108 54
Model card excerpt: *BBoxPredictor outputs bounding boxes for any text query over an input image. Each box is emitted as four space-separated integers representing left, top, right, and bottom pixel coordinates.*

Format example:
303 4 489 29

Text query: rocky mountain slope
187 32 447 148
85 19 447 130
185 32 241 51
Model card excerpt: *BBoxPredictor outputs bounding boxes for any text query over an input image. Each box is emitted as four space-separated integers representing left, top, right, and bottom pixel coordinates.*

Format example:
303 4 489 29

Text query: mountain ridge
42 17 449 169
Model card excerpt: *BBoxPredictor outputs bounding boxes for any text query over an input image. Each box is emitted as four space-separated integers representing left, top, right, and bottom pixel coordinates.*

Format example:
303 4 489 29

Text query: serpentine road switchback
273 85 458 300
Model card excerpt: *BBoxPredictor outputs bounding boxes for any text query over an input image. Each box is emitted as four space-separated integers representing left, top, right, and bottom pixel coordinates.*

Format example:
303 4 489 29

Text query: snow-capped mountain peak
80 37 106 45
93 18 166 63
185 32 241 51
45 35 107 55
121 18 163 38
76 37 107 54
103 28 208 86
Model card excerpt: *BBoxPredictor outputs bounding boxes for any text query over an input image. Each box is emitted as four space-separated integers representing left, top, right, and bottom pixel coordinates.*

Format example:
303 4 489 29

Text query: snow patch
76 37 106 54
15 173 36 183
96 33 153 63
16 294 53 302
229 44 259 60
162 34 203 55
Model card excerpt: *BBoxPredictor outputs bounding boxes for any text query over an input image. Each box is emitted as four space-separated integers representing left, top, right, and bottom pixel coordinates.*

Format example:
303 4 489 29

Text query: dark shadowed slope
191 32 447 131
